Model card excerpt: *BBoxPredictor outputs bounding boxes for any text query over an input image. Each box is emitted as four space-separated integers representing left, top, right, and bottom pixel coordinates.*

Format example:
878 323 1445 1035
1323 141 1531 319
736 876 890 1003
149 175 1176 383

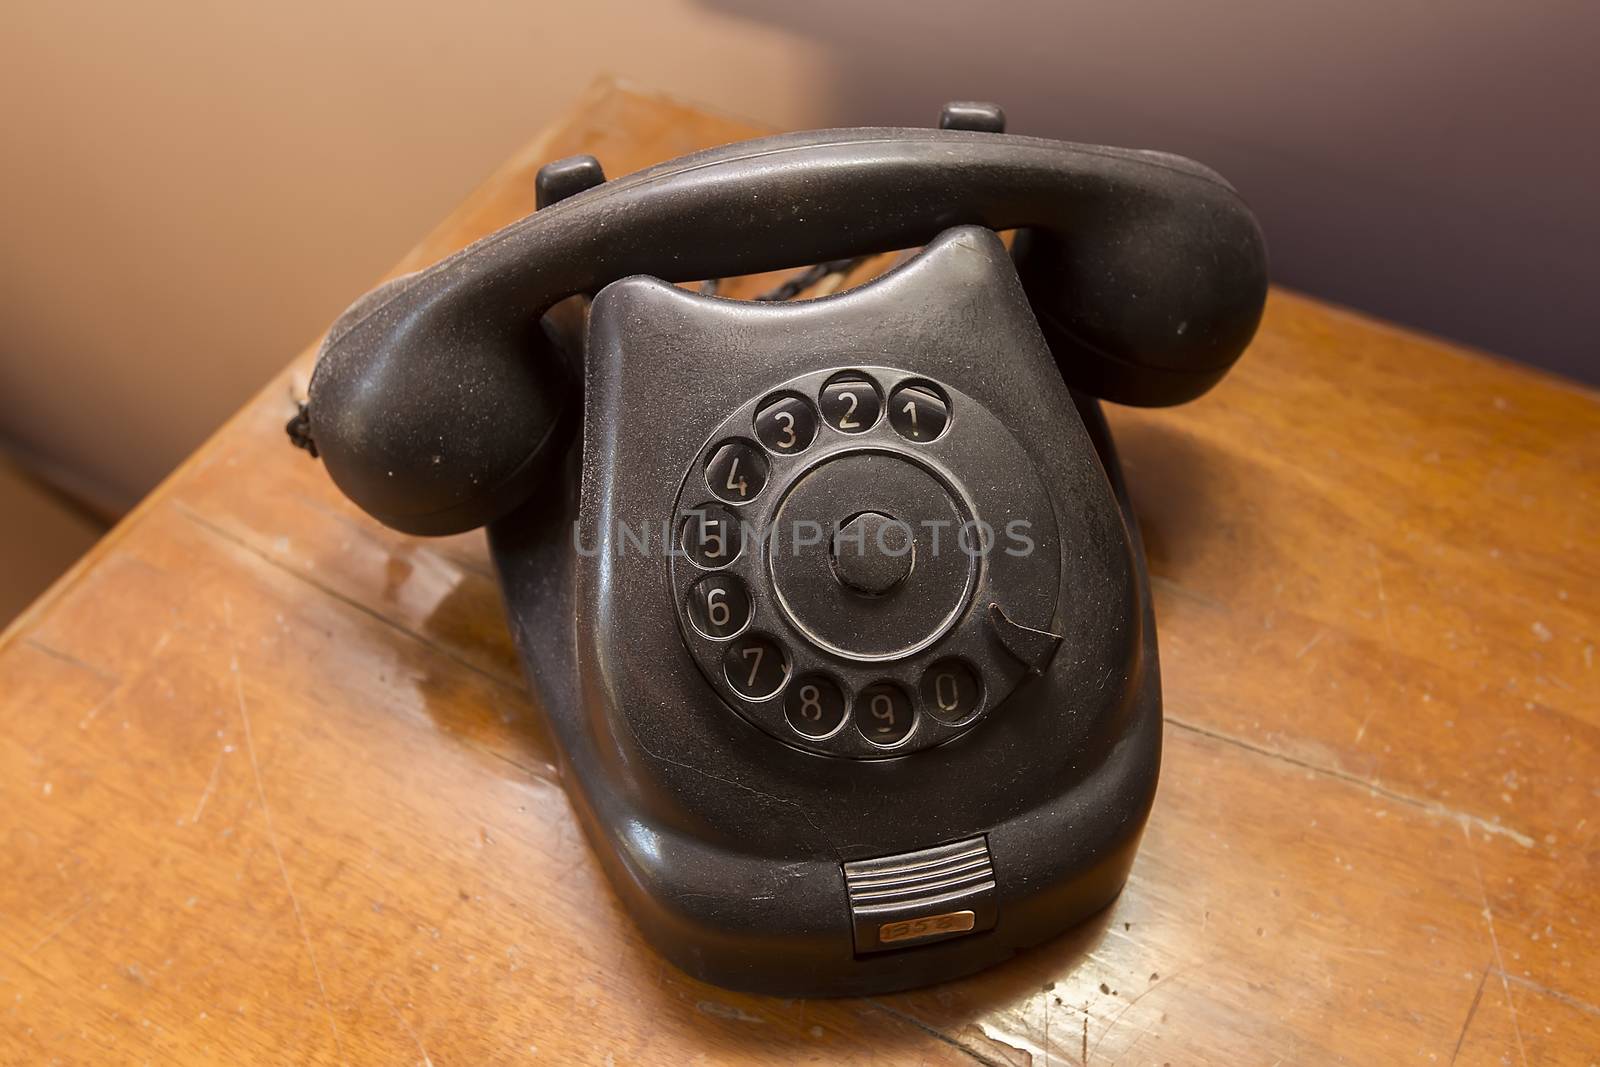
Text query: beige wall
0 2 830 511
2 2 1594 512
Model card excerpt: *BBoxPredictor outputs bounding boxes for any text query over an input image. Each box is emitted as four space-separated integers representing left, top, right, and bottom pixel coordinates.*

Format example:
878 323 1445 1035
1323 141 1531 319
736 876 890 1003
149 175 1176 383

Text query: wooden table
3 81 1596 1066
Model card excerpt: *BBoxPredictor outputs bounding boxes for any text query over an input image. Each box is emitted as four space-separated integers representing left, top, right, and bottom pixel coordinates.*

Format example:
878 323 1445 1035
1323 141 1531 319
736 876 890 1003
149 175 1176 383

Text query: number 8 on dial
784 674 846 738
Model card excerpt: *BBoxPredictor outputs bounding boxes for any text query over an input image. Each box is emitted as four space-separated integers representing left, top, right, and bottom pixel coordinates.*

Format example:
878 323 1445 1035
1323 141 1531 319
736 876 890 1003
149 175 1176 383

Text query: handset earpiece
1012 182 1268 407
306 278 574 536
303 120 1266 535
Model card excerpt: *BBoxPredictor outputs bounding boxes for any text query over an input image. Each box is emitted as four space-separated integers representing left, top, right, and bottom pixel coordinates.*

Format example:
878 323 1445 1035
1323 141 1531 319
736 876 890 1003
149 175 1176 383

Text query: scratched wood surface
2 80 1597 1065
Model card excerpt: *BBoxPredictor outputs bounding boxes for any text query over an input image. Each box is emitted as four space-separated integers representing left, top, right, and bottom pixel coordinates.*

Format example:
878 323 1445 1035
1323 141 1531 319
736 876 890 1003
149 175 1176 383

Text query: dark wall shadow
699 0 1600 383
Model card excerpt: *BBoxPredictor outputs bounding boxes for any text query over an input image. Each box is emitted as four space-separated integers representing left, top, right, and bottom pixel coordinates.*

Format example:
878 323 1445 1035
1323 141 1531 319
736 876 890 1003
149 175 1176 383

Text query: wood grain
2 79 1596 1065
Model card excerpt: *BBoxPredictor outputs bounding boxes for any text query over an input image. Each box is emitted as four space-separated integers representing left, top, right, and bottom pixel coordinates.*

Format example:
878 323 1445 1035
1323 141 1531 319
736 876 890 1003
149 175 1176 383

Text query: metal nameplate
878 910 977 944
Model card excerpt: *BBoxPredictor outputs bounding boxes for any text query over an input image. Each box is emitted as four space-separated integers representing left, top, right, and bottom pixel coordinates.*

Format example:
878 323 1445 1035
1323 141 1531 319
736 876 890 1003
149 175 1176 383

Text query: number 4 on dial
705 440 768 503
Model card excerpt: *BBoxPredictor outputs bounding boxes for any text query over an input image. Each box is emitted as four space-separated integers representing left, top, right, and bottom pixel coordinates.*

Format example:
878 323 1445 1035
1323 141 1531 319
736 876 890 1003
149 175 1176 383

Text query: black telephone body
295 103 1267 996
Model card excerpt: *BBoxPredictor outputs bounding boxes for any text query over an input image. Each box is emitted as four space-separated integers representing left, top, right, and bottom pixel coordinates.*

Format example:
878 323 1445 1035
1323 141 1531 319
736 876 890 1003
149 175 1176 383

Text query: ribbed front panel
843 837 996 912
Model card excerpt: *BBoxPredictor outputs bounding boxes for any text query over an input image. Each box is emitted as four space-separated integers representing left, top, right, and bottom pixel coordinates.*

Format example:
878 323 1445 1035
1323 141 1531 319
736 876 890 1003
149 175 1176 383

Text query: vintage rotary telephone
291 103 1267 996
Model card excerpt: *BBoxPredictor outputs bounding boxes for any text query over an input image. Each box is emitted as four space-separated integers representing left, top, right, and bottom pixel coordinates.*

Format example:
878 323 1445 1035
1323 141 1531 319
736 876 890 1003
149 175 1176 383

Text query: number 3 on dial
754 394 818 455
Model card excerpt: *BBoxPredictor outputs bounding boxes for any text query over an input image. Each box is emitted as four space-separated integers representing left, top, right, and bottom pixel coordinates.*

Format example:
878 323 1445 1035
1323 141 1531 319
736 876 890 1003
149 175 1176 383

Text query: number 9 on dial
854 682 915 746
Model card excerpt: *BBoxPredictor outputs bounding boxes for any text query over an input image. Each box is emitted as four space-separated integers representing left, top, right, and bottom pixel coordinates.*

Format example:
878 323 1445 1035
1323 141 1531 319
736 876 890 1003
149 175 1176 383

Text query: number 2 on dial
837 390 861 429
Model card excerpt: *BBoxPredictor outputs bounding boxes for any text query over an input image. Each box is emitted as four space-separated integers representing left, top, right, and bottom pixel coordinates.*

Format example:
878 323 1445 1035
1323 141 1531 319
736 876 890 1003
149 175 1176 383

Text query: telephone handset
294 103 1267 995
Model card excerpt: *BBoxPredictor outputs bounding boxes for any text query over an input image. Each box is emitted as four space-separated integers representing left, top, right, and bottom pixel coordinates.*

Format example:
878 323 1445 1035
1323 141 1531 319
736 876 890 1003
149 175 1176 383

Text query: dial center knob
768 450 974 662
831 511 915 595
